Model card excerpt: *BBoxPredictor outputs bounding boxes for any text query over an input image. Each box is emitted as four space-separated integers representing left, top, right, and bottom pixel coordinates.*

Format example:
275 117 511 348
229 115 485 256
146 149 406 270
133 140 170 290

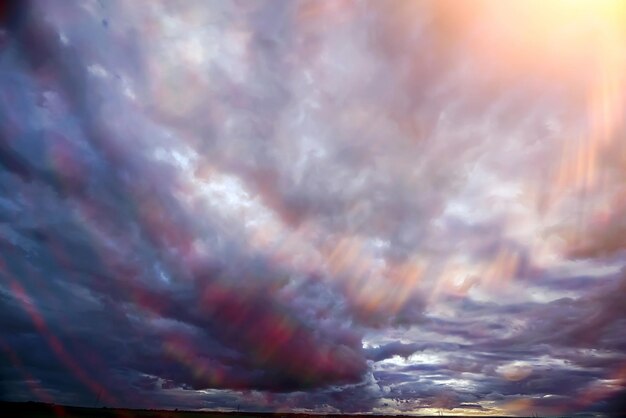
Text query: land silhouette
0 401 527 418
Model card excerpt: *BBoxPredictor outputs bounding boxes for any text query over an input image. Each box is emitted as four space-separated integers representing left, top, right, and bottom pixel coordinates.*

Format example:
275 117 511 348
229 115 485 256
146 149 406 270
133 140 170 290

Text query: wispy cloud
1 0 626 415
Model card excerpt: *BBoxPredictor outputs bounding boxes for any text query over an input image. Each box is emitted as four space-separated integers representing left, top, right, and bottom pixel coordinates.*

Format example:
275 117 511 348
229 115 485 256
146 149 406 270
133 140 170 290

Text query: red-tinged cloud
1 0 626 415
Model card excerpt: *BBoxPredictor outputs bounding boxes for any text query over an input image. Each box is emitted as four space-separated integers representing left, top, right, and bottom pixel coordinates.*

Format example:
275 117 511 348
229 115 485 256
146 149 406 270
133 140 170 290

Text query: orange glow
431 0 626 209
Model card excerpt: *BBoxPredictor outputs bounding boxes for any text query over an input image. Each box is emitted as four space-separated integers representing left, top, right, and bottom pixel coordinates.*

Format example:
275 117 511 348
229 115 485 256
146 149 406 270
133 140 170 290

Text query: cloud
1 0 626 415
365 342 426 362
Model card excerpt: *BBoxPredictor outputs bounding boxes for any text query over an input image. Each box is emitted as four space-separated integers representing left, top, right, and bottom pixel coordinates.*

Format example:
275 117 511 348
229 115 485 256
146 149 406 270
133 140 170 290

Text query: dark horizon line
0 400 522 418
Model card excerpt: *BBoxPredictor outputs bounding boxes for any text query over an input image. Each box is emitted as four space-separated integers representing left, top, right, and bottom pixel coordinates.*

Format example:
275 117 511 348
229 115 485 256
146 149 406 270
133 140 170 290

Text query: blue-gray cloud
1 1 626 416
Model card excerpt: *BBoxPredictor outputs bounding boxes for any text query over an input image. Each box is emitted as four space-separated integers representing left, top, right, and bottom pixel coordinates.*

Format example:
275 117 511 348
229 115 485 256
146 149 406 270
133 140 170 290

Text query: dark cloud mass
1 0 626 416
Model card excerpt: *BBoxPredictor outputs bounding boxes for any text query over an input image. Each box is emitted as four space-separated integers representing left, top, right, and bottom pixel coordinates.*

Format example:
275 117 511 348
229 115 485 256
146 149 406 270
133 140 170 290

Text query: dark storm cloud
0 0 368 404
2 0 626 416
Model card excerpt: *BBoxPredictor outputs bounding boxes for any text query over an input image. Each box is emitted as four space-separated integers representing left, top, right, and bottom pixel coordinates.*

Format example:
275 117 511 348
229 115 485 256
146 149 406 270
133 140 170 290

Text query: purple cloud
1 1 626 416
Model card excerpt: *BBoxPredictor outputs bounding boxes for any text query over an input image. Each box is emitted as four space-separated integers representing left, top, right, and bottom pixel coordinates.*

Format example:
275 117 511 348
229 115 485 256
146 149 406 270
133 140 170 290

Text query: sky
1 0 626 416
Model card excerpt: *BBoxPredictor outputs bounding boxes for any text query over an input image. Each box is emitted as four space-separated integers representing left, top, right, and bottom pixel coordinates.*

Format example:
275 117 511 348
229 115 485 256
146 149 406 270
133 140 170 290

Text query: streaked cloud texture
1 1 626 416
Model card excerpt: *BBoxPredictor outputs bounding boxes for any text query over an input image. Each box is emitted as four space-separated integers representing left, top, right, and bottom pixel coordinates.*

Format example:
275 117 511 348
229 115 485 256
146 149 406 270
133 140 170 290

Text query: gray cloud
1 0 626 416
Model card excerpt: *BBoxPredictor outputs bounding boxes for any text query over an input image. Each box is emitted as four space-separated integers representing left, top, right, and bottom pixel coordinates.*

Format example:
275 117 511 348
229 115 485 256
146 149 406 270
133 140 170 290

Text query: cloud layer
1 0 626 415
